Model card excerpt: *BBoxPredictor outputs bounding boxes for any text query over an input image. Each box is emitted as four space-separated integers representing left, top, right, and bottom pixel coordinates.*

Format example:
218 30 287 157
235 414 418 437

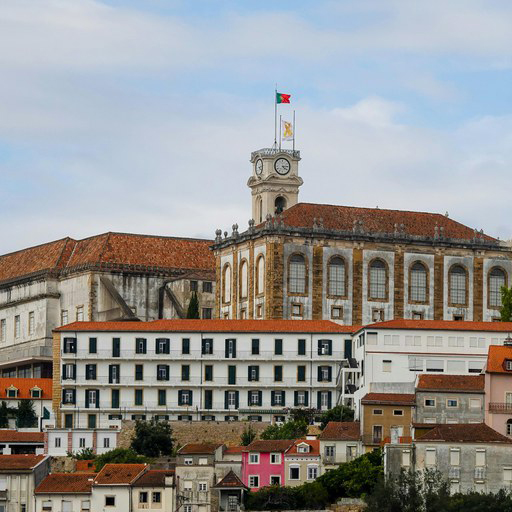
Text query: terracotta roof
0 232 214 286
35 473 95 494
224 446 245 454
93 464 147 485
213 470 247 489
132 469 174 487
486 345 512 374
244 440 294 453
318 422 361 441
286 439 320 456
360 319 512 332
361 393 416 405
0 431 44 443
412 423 440 429
178 443 221 455
307 425 322 437
417 374 484 392
55 319 357 333
417 423 512 443
0 378 52 400
275 203 495 241
0 454 46 471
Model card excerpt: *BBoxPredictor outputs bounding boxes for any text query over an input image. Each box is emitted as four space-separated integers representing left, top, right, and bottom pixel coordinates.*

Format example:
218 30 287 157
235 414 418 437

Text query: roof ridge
0 237 73 259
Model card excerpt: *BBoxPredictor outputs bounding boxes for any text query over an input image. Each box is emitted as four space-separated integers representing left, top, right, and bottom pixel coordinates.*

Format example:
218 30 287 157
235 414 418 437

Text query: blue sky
1 0 512 253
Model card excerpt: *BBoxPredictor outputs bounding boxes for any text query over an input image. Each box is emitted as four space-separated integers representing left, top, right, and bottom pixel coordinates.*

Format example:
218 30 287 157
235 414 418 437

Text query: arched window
256 196 263 224
222 264 231 303
328 256 346 296
449 265 467 305
369 259 387 300
507 419 512 436
489 267 506 307
275 196 287 214
289 254 306 294
410 262 427 303
239 260 248 299
256 255 265 295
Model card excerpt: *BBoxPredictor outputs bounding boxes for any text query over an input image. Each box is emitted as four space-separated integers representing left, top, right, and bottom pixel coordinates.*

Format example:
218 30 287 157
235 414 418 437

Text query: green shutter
298 339 306 355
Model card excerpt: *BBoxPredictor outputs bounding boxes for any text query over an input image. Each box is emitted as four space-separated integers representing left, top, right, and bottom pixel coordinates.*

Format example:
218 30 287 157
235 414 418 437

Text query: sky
1 0 512 254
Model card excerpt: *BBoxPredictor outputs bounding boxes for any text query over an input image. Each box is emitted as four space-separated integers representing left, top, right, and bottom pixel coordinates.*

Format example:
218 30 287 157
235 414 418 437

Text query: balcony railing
488 402 512 413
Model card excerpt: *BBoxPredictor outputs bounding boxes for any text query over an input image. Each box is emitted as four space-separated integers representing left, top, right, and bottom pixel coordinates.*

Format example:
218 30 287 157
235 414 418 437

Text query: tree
240 424 256 446
245 485 299 511
501 286 512 321
186 292 200 319
288 408 316 424
260 420 308 441
0 401 11 428
68 447 95 460
131 419 174 457
16 400 37 428
94 448 149 471
296 481 329 510
319 405 354 429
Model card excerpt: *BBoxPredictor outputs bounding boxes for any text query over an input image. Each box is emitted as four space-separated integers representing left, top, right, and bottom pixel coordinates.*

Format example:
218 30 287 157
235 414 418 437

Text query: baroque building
213 147 512 324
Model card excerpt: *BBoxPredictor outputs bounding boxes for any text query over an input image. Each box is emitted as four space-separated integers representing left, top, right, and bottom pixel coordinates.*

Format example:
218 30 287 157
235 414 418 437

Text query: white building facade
54 320 351 427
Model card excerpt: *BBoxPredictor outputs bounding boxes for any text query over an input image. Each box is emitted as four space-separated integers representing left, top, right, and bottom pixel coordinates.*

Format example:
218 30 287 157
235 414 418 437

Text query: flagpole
279 115 282 150
293 110 296 152
274 85 277 147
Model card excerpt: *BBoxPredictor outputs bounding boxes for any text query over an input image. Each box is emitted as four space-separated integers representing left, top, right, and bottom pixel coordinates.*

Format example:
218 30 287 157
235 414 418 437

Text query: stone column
352 247 363 325
312 245 324 320
433 251 444 320
394 247 404 319
473 255 484 321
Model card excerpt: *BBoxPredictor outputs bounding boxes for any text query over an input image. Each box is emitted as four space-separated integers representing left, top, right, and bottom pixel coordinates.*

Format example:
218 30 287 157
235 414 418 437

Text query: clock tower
248 148 303 223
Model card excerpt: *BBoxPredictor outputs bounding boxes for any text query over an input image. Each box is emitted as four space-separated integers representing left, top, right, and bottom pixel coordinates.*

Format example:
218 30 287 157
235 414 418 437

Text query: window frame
489 267 507 309
409 261 429 304
368 258 388 301
448 264 468 307
288 253 308 295
327 256 347 298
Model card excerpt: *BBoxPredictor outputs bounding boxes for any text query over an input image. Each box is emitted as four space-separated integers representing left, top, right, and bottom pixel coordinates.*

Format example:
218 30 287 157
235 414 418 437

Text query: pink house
485 343 512 436
242 440 293 491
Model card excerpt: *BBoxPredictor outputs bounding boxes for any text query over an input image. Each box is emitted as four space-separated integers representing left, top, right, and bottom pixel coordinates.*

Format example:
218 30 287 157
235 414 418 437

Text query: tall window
328 256 346 296
239 260 248 299
410 262 427 303
222 264 231 303
256 255 265 295
369 260 387 300
289 254 306 294
256 196 263 224
449 265 467 305
489 267 506 307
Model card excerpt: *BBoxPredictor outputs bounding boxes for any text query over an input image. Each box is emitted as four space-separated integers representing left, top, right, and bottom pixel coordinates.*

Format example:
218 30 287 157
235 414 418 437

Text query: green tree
186 292 200 319
245 485 299 511
260 420 308 440
240 424 256 446
67 447 96 460
94 448 149 471
0 401 11 428
296 481 329 509
16 400 37 428
501 286 512 322
319 405 354 429
288 408 316 424
131 419 174 457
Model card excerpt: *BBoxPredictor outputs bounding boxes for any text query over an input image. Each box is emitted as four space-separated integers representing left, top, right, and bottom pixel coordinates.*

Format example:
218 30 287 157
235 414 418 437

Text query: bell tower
247 148 303 223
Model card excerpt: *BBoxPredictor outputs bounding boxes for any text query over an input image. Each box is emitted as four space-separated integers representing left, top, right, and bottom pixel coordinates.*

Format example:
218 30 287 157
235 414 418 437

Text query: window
476 449 486 467
252 339 260 355
202 338 213 355
382 360 392 373
112 338 120 357
256 303 263 318
179 390 192 405
384 335 399 345
448 336 464 347
373 409 383 415
256 255 265 295
156 338 170 354
450 449 460 466
14 315 20 338
328 257 346 296
61 310 68 325
425 448 436 466
89 338 97 354
184 458 193 465
198 482 208 491
275 339 283 355
427 336 442 347
298 339 306 355
270 475 281 485
249 475 259 488
412 311 424 320
85 364 96 380
202 281 213 293
135 364 143 381
222 264 232 303
227 391 236 408
79 438 86 448
424 398 436 407
31 387 41 398
296 391 306 406
55 437 61 448
331 306 343 319
135 389 143 406
139 492 148 504
184 506 192 512
249 390 260 405
489 267 506 307
249 453 260 464
447 399 458 408
410 262 427 302
449 265 467 305
239 260 248 299
104 438 110 448
0 319 5 342
135 338 147 354
402 449 411 467
28 311 35 335
270 453 281 464
105 496 115 507
182 365 190 381
289 466 300 480
205 365 213 381
182 338 190 354
63 389 75 404
158 389 167 406
109 364 120 384
291 303 302 317
470 337 486 348
372 308 384 322
307 465 318 480
87 414 96 429
76 306 84 321
202 308 212 319
157 364 169 381
289 254 306 294
152 492 161 504
426 359 444 372
297 444 309 453
369 260 387 300
470 398 482 409
190 280 198 292
228 365 236 385
297 365 306 382
393 410 403 416
325 446 335 457
274 366 283 382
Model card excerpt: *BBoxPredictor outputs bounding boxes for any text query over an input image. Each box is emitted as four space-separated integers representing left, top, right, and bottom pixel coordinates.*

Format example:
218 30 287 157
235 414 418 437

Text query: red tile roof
224 446 245 454
55 319 357 333
286 439 320 456
213 470 247 489
486 345 512 374
0 232 214 286
178 443 222 455
93 464 147 485
132 469 174 487
361 393 416 405
359 319 512 332
318 422 361 441
417 374 484 392
0 378 52 400
0 431 44 443
277 203 495 241
244 440 294 453
0 454 46 471
35 473 95 494
417 423 512 443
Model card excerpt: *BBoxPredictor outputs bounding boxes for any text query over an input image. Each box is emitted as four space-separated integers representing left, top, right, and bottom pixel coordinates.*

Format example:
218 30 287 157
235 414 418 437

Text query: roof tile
285 439 320 456
244 440 294 452
318 422 361 441
361 319 512 332
417 374 484 392
486 345 512 374
0 378 52 400
417 423 512 443
0 454 46 470
35 473 95 494
93 464 147 485
0 431 44 443
132 469 174 487
361 393 416 405
178 443 221 455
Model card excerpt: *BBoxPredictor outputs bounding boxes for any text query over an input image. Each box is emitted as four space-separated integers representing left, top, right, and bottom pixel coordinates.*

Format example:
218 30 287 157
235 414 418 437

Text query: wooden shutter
247 390 252 406
294 391 298 406
298 339 306 355
178 391 183 406
281 391 286 406
225 339 229 358
108 365 113 384
328 366 332 382
304 391 309 407
318 367 323 382
317 340 322 355
327 391 332 409
271 391 276 406
224 391 229 409
258 391 262 406
235 391 239 409
317 391 322 408
96 390 100 408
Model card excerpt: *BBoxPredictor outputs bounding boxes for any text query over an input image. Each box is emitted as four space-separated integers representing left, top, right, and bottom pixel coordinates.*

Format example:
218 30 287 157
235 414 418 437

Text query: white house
44 428 119 456
34 472 94 512
54 319 354 427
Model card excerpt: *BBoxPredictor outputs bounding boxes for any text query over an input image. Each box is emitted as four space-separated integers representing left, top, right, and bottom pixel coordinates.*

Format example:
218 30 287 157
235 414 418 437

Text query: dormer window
506 360 512 371
297 443 309 453
30 387 41 399
6 387 18 398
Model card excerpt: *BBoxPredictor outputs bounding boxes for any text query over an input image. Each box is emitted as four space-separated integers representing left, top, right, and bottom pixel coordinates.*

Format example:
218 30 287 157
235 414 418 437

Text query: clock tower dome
248 148 303 223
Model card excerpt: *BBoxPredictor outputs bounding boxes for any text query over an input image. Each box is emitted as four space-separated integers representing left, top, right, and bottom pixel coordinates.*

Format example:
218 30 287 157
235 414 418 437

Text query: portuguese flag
276 92 291 104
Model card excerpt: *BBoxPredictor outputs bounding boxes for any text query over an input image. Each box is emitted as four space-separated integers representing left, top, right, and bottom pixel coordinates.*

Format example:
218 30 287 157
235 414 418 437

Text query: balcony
362 435 412 446
488 403 512 413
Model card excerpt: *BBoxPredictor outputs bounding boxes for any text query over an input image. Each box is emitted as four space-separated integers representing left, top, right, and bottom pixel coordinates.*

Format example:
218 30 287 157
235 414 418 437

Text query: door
227 495 239 512
344 339 352 359
372 425 383 443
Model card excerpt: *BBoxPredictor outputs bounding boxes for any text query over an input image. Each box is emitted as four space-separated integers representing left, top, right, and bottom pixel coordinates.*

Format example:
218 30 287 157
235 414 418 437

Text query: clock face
274 158 290 175
255 159 263 175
